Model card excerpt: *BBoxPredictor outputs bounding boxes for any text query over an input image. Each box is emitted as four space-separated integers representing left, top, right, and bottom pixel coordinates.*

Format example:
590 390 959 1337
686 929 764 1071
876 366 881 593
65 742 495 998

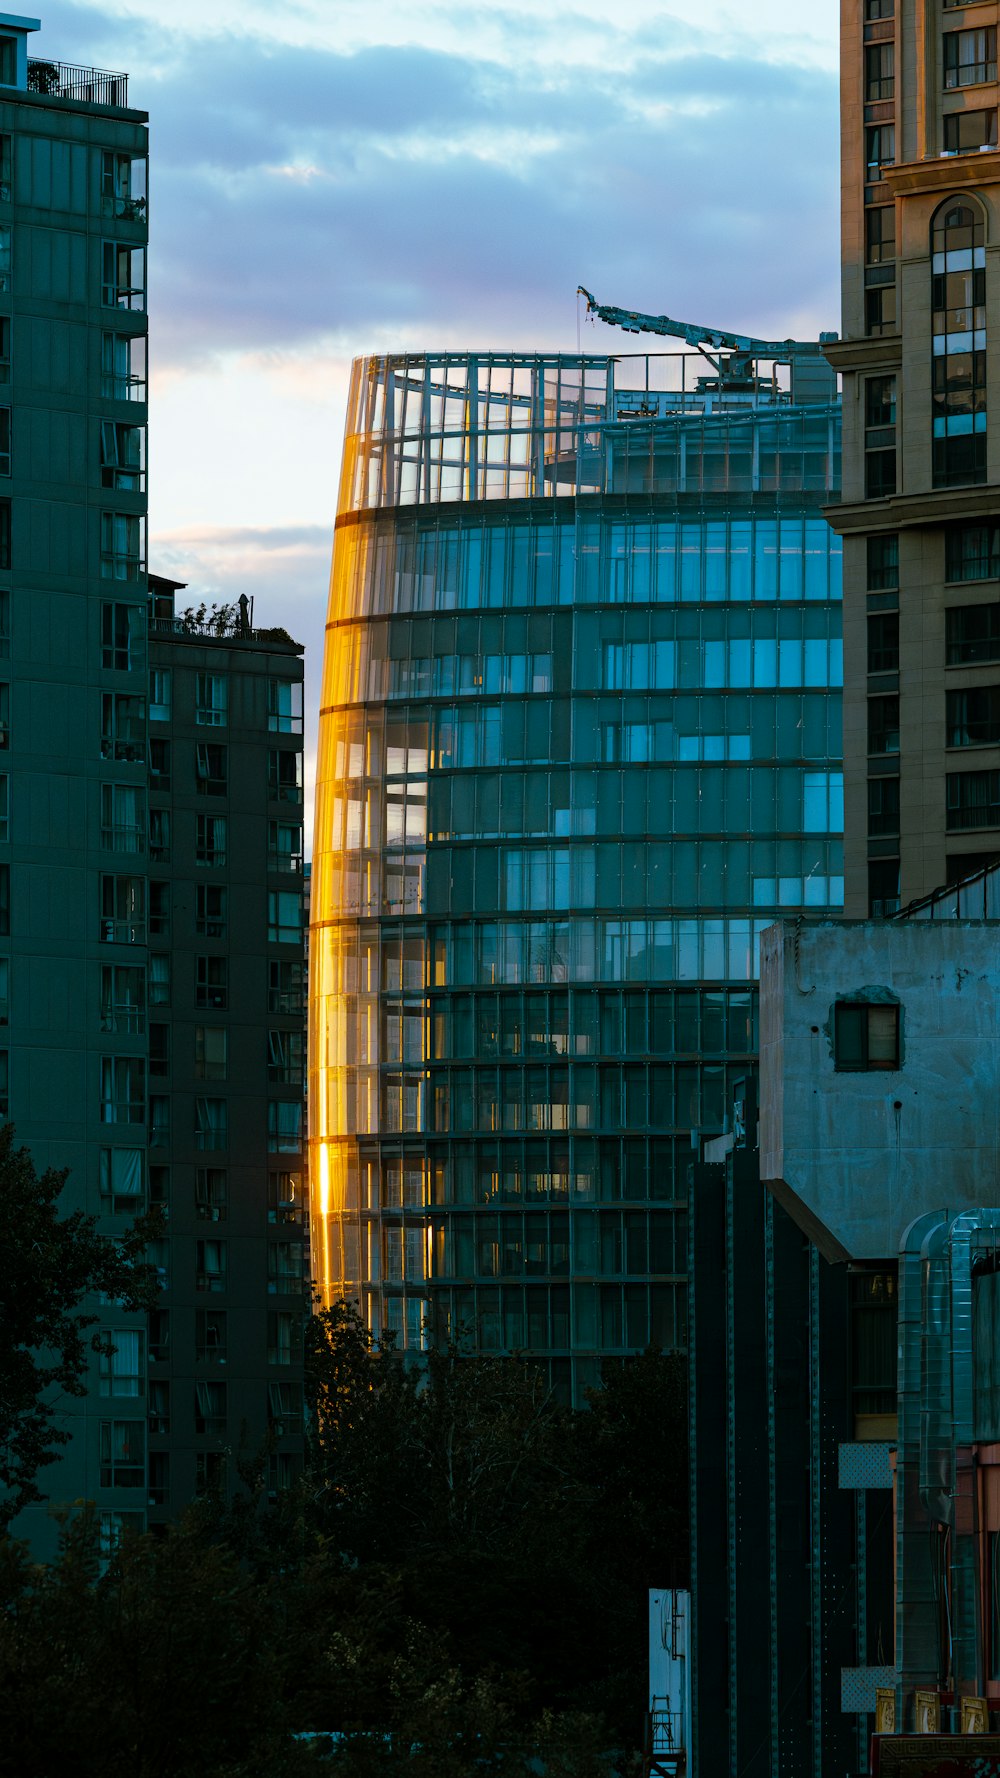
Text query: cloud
135 33 838 372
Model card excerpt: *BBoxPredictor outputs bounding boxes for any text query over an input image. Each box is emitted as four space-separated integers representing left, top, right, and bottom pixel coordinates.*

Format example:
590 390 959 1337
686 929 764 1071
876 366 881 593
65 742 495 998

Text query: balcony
27 59 128 107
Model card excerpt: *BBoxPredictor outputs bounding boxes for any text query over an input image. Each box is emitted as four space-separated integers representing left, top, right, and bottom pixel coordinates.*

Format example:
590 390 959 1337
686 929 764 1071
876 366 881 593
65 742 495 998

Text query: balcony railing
27 59 128 107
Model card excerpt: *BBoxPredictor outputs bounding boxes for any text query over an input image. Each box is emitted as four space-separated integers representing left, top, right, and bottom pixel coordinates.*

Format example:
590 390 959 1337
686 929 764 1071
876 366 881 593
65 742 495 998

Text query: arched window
932 198 987 488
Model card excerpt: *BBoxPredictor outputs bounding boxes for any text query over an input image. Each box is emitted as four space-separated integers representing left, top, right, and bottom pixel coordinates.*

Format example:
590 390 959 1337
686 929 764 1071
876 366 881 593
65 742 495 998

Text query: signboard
871 1735 1000 1777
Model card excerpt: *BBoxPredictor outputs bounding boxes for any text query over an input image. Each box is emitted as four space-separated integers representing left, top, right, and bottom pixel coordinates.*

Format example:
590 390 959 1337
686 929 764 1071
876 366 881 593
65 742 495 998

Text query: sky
35 0 841 827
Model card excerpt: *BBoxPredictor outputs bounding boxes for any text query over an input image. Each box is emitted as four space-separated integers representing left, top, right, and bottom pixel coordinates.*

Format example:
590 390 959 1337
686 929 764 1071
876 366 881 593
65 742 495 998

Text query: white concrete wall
760 919 1000 1261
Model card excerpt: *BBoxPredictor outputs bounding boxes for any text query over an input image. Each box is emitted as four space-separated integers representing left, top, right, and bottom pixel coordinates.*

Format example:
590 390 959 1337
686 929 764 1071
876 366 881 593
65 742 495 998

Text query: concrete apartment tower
828 0 1000 914
0 19 306 1551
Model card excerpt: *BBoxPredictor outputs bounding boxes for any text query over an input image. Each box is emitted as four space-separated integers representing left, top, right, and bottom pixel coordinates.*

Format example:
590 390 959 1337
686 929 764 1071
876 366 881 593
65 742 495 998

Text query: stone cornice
825 484 1000 535
823 335 902 374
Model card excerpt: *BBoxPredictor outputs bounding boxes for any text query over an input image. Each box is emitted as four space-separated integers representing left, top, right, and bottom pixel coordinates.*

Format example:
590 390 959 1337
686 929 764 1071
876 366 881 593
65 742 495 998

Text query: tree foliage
0 1125 160 1527
0 1294 687 1773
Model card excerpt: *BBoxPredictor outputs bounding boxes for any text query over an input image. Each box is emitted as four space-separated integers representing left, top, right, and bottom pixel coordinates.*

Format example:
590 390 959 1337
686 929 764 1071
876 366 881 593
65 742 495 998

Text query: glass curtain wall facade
311 350 843 1398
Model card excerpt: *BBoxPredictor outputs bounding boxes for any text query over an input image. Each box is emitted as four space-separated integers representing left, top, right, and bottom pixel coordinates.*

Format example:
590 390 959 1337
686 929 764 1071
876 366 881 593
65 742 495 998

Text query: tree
0 1507 322 1778
0 1126 160 1527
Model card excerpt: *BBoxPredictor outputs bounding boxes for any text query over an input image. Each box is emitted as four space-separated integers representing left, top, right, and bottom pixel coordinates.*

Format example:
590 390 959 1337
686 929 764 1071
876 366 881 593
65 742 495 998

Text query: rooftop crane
576 287 837 368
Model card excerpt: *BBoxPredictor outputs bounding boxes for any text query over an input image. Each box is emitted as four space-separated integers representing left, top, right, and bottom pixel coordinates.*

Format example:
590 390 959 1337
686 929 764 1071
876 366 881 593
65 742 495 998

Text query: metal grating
838 1441 893 1490
841 1666 896 1713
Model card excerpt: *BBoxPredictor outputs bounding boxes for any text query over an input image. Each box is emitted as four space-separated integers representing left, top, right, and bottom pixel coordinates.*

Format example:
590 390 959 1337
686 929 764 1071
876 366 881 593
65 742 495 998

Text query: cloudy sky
36 0 841 817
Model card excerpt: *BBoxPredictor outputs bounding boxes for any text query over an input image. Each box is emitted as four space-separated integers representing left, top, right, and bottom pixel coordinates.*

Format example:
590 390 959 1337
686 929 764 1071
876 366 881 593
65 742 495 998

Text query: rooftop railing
27 59 129 108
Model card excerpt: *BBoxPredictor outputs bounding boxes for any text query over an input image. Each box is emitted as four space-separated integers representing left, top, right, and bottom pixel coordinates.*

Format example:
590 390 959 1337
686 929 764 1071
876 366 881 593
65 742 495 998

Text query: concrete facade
760 917 1000 1262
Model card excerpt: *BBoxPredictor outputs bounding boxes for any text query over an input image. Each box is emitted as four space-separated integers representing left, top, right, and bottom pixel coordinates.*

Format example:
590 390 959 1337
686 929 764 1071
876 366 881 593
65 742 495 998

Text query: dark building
143 576 307 1522
0 15 307 1549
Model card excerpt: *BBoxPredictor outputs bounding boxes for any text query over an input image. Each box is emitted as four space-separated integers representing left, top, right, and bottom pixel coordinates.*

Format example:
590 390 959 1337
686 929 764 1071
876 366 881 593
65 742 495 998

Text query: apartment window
269 1170 304 1223
865 41 895 100
99 1510 145 1557
0 587 9 656
148 738 170 791
101 241 145 310
944 108 998 153
100 873 144 944
148 1023 169 1079
196 1452 226 1498
865 377 897 497
101 600 143 671
865 0 893 16
268 819 302 873
99 1420 144 1488
268 1380 300 1434
148 807 169 863
948 685 1000 747
868 612 899 673
195 673 227 726
148 1095 169 1148
147 668 169 718
267 1310 301 1366
148 1165 169 1210
148 954 170 1007
99 964 145 1034
100 511 145 581
100 421 144 492
101 692 145 762
865 282 897 337
268 1101 302 1153
149 881 169 938
948 769 1000 829
195 743 227 796
195 813 226 866
100 1056 144 1125
0 407 10 478
0 774 10 844
868 776 900 837
268 748 302 803
946 604 1000 665
99 1147 145 1214
196 885 227 938
0 225 11 294
268 960 304 1014
932 199 988 488
0 42 14 88
148 1380 169 1436
834 1001 900 1071
196 1238 227 1292
101 783 145 854
148 1311 169 1365
196 1168 228 1221
268 1243 305 1295
195 1381 226 1437
868 695 900 754
98 1328 144 1398
196 1309 227 1363
195 1026 227 1081
946 522 1000 583
866 123 895 181
195 1097 228 1151
268 1029 304 1085
101 150 146 220
268 679 303 732
944 28 996 89
196 956 228 1010
148 1450 170 1506
268 890 302 945
101 332 146 402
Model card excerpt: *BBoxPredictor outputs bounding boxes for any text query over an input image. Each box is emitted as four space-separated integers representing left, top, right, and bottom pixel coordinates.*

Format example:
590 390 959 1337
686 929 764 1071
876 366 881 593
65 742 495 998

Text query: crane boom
576 287 833 362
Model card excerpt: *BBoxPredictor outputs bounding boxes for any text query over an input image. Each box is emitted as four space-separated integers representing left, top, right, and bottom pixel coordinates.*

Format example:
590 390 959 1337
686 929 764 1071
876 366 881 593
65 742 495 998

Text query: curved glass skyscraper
311 348 842 1398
